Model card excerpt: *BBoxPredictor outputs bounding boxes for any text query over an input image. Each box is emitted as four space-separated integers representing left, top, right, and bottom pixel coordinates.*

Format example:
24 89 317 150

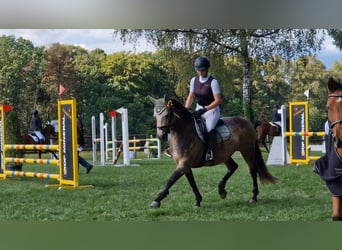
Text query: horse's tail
254 141 278 184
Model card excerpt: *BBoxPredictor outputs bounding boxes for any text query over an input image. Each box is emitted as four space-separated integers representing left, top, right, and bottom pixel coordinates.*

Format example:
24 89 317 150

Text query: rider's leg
206 130 215 161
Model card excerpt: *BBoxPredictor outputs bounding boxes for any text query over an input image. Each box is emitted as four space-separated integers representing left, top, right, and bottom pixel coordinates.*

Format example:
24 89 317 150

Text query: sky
0 29 341 69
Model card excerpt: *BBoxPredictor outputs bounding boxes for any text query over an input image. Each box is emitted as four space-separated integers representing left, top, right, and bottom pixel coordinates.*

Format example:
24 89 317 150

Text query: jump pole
0 99 92 189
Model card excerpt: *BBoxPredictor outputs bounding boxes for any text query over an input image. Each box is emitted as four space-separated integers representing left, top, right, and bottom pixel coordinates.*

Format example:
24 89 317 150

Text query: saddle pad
214 123 230 143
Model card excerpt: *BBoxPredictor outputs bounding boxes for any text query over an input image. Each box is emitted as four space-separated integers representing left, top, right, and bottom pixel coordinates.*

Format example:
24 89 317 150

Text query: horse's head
152 96 191 140
44 123 57 138
327 77 342 150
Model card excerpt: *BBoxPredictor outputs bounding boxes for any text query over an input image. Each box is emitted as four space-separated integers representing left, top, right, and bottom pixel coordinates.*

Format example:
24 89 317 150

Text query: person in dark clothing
29 109 45 142
272 104 281 125
314 121 342 220
270 104 282 134
77 113 93 174
185 56 222 161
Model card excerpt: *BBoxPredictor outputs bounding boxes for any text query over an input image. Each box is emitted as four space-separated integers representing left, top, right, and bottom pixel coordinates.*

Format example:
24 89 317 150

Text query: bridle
328 93 342 148
155 100 180 132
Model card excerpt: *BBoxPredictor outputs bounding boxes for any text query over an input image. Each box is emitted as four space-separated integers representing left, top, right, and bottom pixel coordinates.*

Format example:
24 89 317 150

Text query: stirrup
205 150 213 161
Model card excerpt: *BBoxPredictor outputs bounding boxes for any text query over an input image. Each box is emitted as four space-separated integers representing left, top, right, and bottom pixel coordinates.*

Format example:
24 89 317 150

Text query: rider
270 104 281 133
29 109 45 142
185 56 222 161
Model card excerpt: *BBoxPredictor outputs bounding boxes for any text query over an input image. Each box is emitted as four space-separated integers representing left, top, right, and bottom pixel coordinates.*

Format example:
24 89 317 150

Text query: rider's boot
205 130 216 161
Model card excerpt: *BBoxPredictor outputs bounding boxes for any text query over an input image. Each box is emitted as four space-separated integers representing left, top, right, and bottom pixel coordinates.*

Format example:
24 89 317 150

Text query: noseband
328 93 342 148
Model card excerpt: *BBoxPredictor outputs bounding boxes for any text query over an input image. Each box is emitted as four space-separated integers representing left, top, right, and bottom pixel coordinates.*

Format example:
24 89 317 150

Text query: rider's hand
193 108 207 118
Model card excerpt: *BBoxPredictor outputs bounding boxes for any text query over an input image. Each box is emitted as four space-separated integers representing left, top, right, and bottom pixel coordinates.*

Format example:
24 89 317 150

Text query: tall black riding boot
205 130 216 161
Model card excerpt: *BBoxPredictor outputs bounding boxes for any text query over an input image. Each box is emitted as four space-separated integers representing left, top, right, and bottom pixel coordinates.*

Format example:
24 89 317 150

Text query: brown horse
21 124 57 159
255 121 281 152
150 97 277 208
326 77 342 220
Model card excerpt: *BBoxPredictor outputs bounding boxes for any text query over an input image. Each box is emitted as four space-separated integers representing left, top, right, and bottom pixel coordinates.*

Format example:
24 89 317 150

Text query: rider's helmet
32 109 39 116
194 56 210 71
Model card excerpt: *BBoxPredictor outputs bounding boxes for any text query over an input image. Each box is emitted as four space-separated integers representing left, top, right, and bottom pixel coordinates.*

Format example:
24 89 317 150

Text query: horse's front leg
332 196 342 221
150 170 184 208
184 169 202 207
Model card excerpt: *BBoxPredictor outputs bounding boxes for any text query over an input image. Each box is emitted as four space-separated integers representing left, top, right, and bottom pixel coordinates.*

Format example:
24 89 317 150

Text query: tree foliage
114 29 324 121
0 30 338 143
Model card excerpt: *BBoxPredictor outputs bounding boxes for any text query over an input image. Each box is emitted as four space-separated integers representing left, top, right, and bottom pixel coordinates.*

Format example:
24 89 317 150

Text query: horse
21 124 58 159
326 77 342 220
149 97 278 208
255 121 281 152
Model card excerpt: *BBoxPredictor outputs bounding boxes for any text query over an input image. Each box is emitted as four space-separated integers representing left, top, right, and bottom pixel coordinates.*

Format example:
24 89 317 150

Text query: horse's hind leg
218 158 238 199
241 153 259 203
150 170 184 208
262 139 269 153
184 169 202 207
332 196 342 221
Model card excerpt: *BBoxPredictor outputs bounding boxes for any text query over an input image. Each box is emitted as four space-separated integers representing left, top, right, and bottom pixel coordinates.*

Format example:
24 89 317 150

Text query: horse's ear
148 96 158 104
328 77 339 93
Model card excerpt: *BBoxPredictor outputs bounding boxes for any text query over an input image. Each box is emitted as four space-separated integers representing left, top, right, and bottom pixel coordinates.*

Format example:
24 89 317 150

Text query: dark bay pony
326 77 342 220
255 121 281 152
150 97 278 208
21 124 57 159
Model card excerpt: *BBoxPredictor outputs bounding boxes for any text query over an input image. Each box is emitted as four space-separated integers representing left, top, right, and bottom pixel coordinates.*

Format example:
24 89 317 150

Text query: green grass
0 151 332 221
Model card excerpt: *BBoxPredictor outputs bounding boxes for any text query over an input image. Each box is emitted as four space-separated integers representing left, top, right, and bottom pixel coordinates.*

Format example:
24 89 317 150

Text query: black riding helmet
32 109 38 116
194 56 210 71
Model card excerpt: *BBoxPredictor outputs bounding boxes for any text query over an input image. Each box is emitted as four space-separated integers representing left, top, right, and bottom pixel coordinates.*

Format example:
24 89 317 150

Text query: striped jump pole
4 144 59 151
4 157 59 165
285 132 326 137
129 146 158 150
4 170 59 180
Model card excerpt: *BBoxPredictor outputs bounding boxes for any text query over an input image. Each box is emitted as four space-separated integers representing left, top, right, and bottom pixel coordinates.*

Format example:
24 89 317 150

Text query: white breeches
196 104 220 132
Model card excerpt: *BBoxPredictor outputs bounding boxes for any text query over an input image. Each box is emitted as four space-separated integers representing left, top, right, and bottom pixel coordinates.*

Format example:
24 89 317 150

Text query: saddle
269 122 281 135
194 118 230 144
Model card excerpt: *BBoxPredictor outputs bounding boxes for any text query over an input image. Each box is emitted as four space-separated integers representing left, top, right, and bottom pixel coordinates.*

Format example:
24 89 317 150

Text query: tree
329 29 342 50
43 43 81 101
114 29 324 121
288 55 328 131
251 55 291 122
0 35 46 132
100 51 176 135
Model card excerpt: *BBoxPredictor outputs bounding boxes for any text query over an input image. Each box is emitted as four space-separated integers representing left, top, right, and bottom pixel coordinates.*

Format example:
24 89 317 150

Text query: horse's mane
166 97 193 119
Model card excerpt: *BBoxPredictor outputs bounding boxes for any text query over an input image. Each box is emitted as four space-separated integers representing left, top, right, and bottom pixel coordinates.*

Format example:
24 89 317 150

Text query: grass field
0 150 332 221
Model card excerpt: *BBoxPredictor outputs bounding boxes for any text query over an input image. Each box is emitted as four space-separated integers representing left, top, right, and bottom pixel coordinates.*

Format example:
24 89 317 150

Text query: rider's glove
193 108 207 118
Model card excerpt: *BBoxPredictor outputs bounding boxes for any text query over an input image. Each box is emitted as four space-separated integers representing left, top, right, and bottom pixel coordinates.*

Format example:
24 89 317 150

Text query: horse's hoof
249 199 257 204
219 190 227 199
150 201 161 208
